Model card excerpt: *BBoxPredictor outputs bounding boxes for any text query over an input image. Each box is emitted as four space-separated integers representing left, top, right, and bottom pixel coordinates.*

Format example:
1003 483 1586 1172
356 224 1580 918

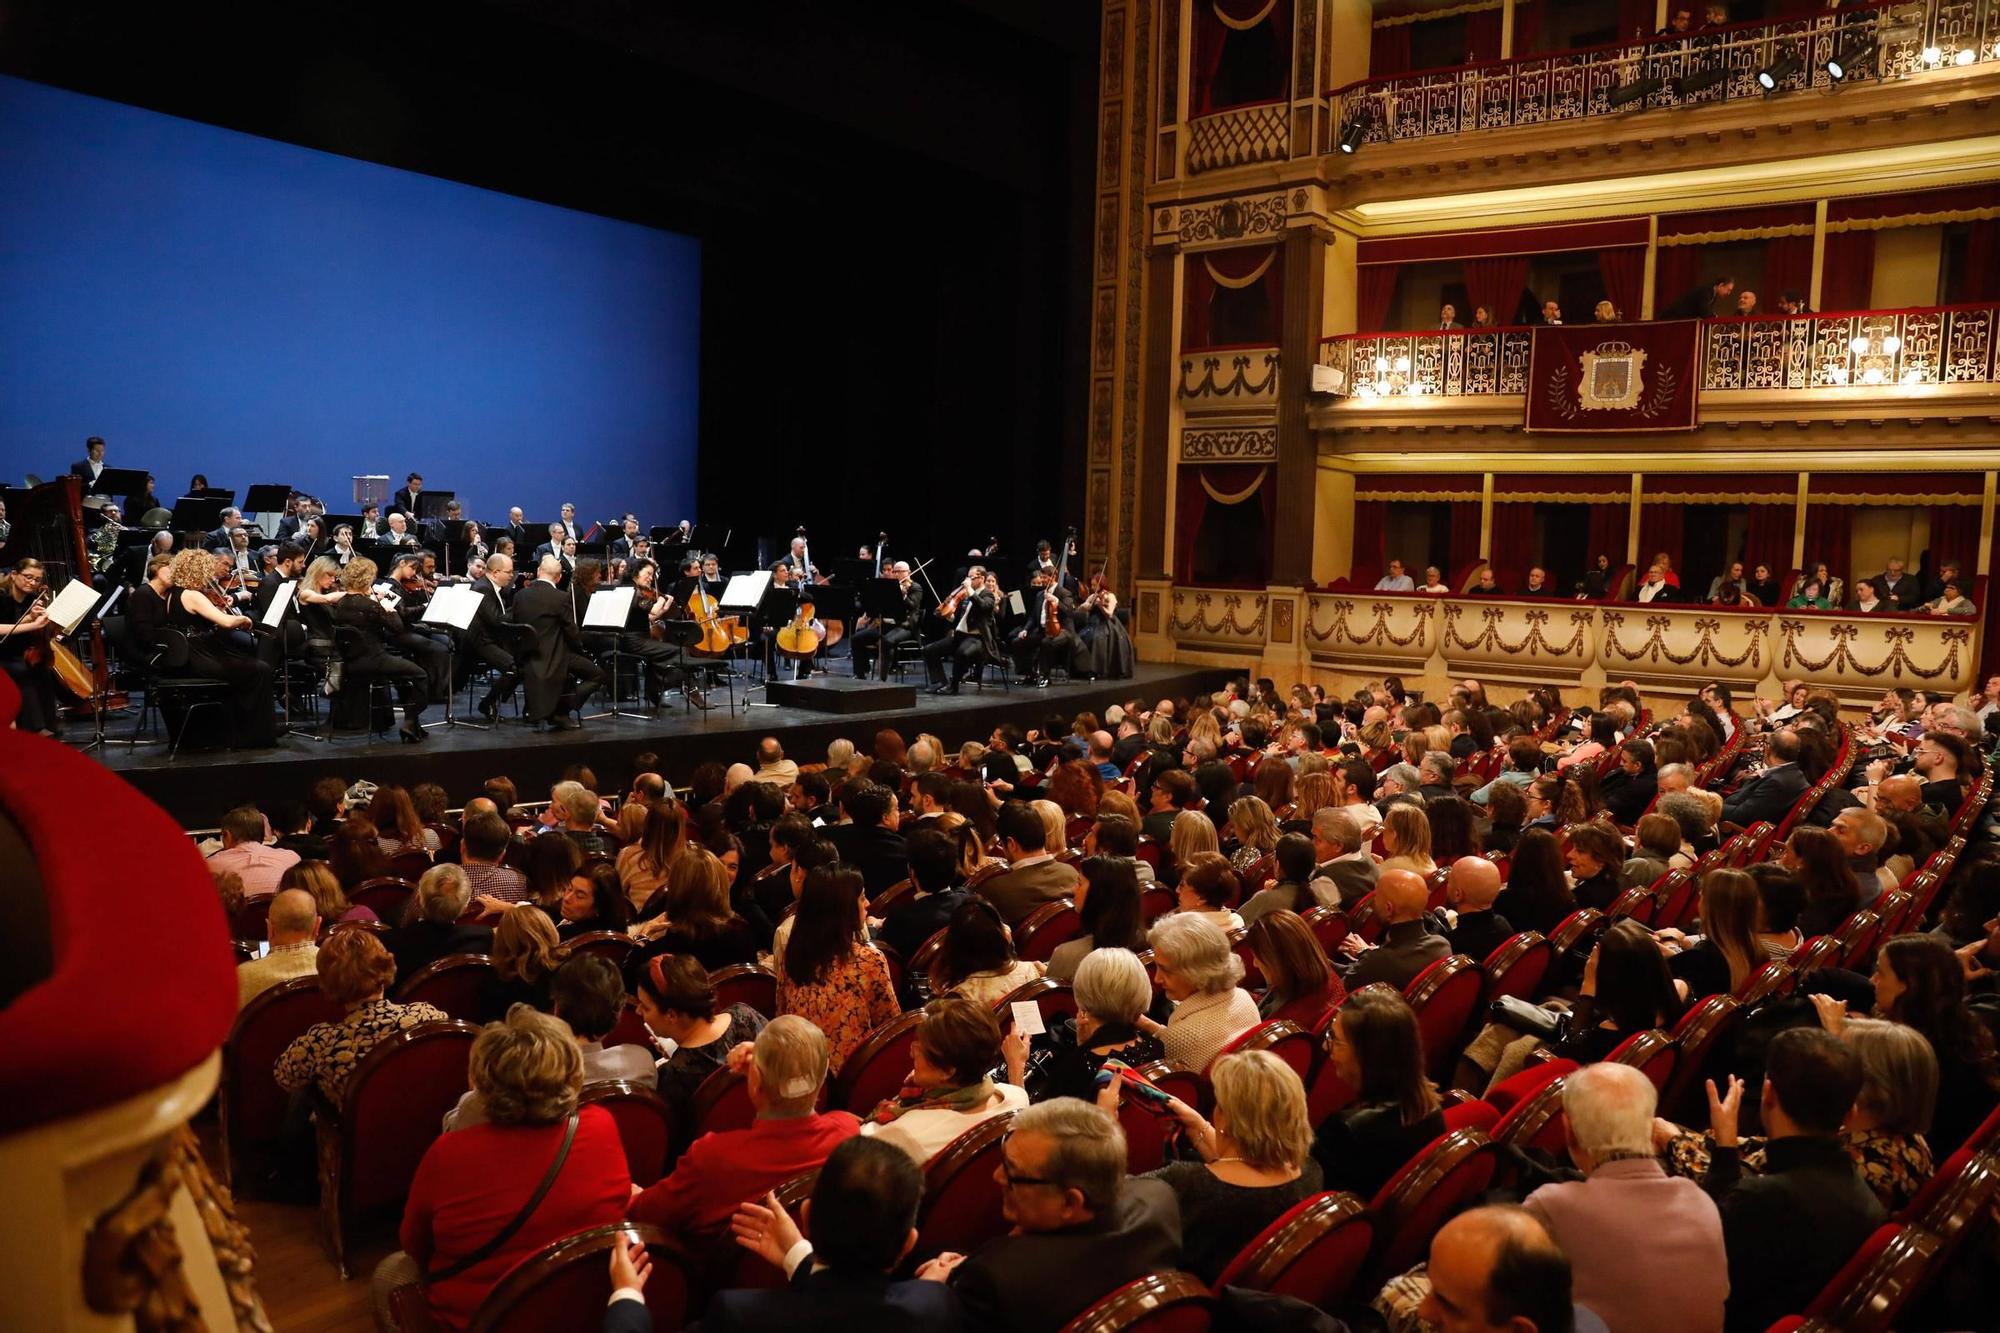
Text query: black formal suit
691 1264 963 1333
1009 587 1078 681
1599 768 1658 826
824 822 909 899
1661 284 1723 320
207 524 246 551
851 579 925 677
329 594 428 726
1447 907 1514 963
1873 572 1925 610
250 570 306 666
511 576 602 723
126 582 171 660
458 576 521 710
922 588 998 689
386 919 495 985
878 886 969 960
1719 762 1809 827
391 487 422 518
949 1178 1180 1333
505 522 531 552
71 459 112 495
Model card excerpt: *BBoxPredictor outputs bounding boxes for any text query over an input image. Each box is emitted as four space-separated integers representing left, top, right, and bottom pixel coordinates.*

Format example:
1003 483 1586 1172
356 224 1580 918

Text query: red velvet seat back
603 1003 654 1052
1365 1128 1497 1284
1480 932 1550 1006
396 953 497 1021
1063 1272 1215 1333
1443 1098 1500 1136
1605 1028 1677 1094
468 1223 693 1333
1661 996 1742 1122
708 963 777 1018
1218 1020 1314 1083
912 1111 1017 1263
232 895 275 942
1017 900 1083 963
334 1021 479 1236
580 1081 675 1187
831 1010 924 1115
996 977 1078 1027
1801 1223 1941 1332
1211 1191 1372 1310
1483 1057 1576 1116
687 1067 756 1141
350 876 416 922
1404 955 1483 1080
560 931 635 970
1491 1074 1571 1159
1303 906 1350 955
222 975 344 1189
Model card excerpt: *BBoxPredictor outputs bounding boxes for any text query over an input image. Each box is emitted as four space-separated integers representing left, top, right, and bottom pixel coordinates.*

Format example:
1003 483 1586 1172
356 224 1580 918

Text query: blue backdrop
0 75 700 530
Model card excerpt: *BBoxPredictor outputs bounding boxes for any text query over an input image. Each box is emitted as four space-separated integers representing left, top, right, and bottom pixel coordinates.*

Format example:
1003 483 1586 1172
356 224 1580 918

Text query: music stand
171 496 228 534
53 580 125 753
93 468 149 508
859 576 911 681
657 618 729 714
420 584 483 730
352 475 390 508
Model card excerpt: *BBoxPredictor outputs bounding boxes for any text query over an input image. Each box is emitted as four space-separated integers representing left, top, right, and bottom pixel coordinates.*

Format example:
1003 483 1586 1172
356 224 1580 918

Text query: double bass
1044 527 1076 637
775 530 824 659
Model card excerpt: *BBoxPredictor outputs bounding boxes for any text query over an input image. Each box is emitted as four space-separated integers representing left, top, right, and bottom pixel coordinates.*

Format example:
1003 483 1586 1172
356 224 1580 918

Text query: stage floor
84 662 1230 828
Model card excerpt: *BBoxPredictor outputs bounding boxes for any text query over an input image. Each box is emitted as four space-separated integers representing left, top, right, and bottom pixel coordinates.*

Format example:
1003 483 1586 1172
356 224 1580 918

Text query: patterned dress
776 945 901 1072
1664 1126 1933 1213
274 997 452 1102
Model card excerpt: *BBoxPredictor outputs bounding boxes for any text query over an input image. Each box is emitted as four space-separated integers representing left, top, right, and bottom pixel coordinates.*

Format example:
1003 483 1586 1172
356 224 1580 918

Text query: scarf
869 1077 996 1126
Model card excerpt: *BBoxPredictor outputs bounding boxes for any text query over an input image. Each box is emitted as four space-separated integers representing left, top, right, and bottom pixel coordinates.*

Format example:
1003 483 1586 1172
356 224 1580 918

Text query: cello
1044 527 1076 637
775 530 824 659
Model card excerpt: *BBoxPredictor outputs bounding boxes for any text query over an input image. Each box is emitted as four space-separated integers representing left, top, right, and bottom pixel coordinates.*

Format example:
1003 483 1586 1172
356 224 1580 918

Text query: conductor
511 554 602 730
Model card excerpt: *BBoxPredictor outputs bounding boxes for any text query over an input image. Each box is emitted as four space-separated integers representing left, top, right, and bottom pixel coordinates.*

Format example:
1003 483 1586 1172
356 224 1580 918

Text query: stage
86 662 1231 828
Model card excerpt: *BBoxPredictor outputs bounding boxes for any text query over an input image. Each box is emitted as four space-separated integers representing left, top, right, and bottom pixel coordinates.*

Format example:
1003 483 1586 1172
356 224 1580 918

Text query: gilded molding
1177 190 1290 246
1182 426 1279 461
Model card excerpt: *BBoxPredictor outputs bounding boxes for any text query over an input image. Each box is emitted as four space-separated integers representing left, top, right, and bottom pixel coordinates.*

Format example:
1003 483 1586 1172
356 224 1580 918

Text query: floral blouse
776 945 902 1072
274 997 451 1103
1663 1126 1933 1213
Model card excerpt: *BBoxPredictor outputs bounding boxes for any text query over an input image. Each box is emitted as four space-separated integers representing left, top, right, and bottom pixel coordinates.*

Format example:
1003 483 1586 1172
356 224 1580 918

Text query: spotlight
1373 356 1391 372
1393 356 1411 373
1849 336 1870 354
1607 77 1664 109
1921 45 1943 66
1883 334 1902 354
1956 46 1977 66
1757 55 1803 90
1677 66 1727 95
1338 118 1368 154
1826 35 1871 81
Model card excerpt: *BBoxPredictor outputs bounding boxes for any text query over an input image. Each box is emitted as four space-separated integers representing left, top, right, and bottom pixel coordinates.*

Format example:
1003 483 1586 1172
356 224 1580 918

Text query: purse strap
425 1111 579 1285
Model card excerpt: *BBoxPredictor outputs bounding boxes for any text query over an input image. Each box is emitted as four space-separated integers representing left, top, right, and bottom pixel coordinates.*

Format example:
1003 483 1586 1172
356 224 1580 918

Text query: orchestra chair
1059 1272 1215 1333
220 975 345 1193
578 1080 675 1187
314 1019 481 1277
910 1111 1018 1265
133 626 235 755
395 952 498 1022
1210 1191 1373 1310
831 1010 925 1115
1361 1127 1499 1289
326 624 400 740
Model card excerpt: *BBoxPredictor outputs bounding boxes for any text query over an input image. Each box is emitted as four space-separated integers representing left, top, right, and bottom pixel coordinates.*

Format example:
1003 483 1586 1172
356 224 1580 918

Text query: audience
1246 909 1344 1025
1418 1206 1597 1333
862 997 1028 1164
926 898 1044 1004
1344 868 1451 991
634 952 768 1126
1027 947 1164 1102
236 887 321 1007
775 864 900 1071
207 804 300 898
387 863 493 983
1143 912 1261 1071
1045 854 1148 983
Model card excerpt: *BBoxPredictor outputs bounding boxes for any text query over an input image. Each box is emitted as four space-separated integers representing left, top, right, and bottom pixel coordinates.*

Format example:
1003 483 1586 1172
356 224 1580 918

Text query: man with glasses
912 1099 1180 1329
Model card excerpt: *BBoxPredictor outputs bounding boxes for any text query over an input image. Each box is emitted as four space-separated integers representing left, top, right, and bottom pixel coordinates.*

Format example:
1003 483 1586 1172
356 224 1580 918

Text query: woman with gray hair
374 1006 633 1330
1660 1016 1938 1212
1141 912 1260 1071
1018 947 1164 1101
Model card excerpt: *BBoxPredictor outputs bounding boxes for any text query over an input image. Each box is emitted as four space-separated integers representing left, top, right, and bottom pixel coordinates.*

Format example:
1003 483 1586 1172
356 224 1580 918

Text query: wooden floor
193 1124 383 1332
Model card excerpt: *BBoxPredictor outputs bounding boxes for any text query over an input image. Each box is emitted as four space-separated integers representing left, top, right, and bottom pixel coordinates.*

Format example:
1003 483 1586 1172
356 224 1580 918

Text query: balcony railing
1186 100 1291 174
1328 1 1998 150
1317 304 2000 401
1702 304 1999 390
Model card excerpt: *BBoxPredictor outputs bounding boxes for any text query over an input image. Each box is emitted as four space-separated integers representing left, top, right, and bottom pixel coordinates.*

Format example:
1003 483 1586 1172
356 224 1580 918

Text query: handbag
1488 995 1567 1043
424 1112 579 1284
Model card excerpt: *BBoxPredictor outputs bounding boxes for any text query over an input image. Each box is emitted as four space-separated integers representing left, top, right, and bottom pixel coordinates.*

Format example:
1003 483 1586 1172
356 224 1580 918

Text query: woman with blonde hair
1377 802 1435 877
1189 711 1223 749
162 546 278 745
1032 798 1070 855
1168 808 1220 887
1130 1050 1322 1282
1655 868 1762 999
279 859 376 926
480 906 561 1019
1226 796 1279 880
616 799 687 914
1293 770 1338 822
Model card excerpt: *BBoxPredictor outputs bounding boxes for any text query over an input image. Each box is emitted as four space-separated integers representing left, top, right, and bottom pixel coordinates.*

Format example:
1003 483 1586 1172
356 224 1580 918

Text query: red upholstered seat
912 1111 1018 1263
349 876 417 922
1789 934 1843 975
1799 1223 1943 1333
871 877 916 912
603 1002 654 1053
1211 1191 1372 1309
1016 899 1083 963
1653 871 1700 930
317 1019 481 1277
708 962 777 1018
396 952 497 1021
1214 1019 1314 1082
831 1009 925 1115
1140 883 1176 922
1349 892 1383 944
1443 1098 1500 1135
995 977 1078 1028
1734 960 1795 1006
1605 1028 1677 1094
232 894 275 943
1833 910 1886 970
1660 995 1741 1122
1490 1073 1572 1159
1112 1070 1181 1174
1302 905 1350 955
1545 908 1607 961
1403 954 1484 1080
462 1222 693 1333
686 1066 757 1143
1480 931 1551 1005
221 975 345 1192
579 1080 675 1187
1304 1045 1357 1127
1364 1128 1498 1287
1604 885 1654 925
1483 1058 1576 1116
698 1168 818 1301
1424 867 1451 912
1059 1271 1215 1333
388 848 434 880
559 930 636 970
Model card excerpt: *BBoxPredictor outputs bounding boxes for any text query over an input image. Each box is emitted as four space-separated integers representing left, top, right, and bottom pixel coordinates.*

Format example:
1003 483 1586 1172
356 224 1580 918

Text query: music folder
720 571 771 611
583 587 635 630
46 579 102 635
1005 590 1026 617
261 580 297 629
423 583 482 630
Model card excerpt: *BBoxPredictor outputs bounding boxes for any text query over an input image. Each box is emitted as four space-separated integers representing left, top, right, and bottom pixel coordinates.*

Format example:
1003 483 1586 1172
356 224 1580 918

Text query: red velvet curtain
1465 5 1503 63
1744 503 1797 587
1653 245 1702 317
1928 505 1985 574
1618 0 1657 41
1597 248 1645 321
1588 503 1631 567
1184 245 1285 350
1956 219 2000 304
1352 501 1388 581
1511 0 1542 56
1762 234 1814 311
1450 501 1485 575
1638 505 1686 572
1370 23 1412 78
1193 0 1294 115
1490 503 1537 582
1801 505 1852 586
1357 265 1402 331
1819 232 1876 313
1462 256 1531 326
1176 463 1273 584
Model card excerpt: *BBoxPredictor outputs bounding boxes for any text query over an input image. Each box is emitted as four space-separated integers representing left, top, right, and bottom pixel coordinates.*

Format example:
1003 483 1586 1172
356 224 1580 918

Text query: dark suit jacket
511 577 589 719
1599 769 1658 826
72 460 112 494
1705 1136 1883 1333
1719 763 1809 827
825 823 909 899
462 578 512 655
949 588 999 657
1344 919 1451 992
1873 572 1924 610
879 886 969 960
975 857 1079 927
694 1264 963 1333
391 487 422 518
1661 284 1721 320
505 522 531 552
949 1177 1181 1333
386 919 495 984
1447 908 1514 963
1311 856 1378 910
604 1295 651 1333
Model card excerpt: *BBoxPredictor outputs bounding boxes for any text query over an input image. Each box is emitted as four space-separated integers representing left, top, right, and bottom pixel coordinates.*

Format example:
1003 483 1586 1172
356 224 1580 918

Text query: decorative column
1272 222 1330 586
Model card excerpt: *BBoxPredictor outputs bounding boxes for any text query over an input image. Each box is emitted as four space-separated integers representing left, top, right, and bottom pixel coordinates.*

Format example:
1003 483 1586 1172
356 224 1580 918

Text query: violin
937 576 974 621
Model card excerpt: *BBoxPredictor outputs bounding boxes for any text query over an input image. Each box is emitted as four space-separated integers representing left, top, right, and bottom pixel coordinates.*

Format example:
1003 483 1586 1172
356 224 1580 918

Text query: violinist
223 528 260 593
330 524 358 567
458 551 519 721
251 542 310 668
851 559 923 678
618 558 697 710
330 556 428 743
921 564 997 695
1073 570 1135 680
388 554 454 702
1008 561 1078 688
0 558 60 736
165 548 279 747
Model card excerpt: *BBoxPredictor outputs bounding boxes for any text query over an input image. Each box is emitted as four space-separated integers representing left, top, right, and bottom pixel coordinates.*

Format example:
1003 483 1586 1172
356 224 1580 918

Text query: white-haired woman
1141 913 1260 1071
1017 946 1163 1101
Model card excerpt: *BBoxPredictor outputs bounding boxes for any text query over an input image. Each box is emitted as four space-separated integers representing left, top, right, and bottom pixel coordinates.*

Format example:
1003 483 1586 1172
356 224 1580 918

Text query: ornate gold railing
1186 100 1290 174
1701 303 1999 390
1318 328 1535 398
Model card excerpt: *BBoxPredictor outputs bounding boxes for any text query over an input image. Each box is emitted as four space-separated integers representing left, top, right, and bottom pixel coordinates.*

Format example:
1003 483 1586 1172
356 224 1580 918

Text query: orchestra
0 457 1134 752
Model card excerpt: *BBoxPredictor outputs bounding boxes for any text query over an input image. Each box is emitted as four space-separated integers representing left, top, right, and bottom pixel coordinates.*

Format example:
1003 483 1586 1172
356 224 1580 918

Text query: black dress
1072 600 1136 680
166 590 279 745
1145 1160 1325 1283
1030 1024 1165 1103
1311 1102 1448 1200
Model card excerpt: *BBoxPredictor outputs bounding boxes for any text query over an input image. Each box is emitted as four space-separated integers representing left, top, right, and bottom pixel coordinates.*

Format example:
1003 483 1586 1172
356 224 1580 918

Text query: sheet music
46 580 100 634
424 582 482 630
1005 590 1025 617
584 586 635 629
720 571 771 609
260 580 296 629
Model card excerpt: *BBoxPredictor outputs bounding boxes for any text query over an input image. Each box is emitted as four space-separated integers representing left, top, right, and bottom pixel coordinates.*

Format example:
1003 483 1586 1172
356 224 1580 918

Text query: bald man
1445 857 1513 962
460 552 520 720
236 888 321 1008
1343 867 1450 990
1420 1206 1602 1333
509 553 601 729
1872 772 1923 814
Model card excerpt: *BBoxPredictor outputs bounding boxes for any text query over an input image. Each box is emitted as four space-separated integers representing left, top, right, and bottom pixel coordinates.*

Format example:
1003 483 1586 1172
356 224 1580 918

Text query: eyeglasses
997 1132 1060 1190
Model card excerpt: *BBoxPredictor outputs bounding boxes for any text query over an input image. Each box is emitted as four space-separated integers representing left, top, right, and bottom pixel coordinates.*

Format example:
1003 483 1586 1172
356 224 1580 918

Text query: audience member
1246 909 1344 1026
1143 912 1261 1071
445 956 655 1131
927 897 1044 1005
1344 869 1450 991
388 863 494 983
634 952 769 1126
1418 1206 1601 1333
977 800 1079 926
776 865 900 1071
1312 988 1447 1197
862 997 1027 1164
275 928 450 1103
1444 856 1514 962
207 804 300 898
236 887 321 1007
